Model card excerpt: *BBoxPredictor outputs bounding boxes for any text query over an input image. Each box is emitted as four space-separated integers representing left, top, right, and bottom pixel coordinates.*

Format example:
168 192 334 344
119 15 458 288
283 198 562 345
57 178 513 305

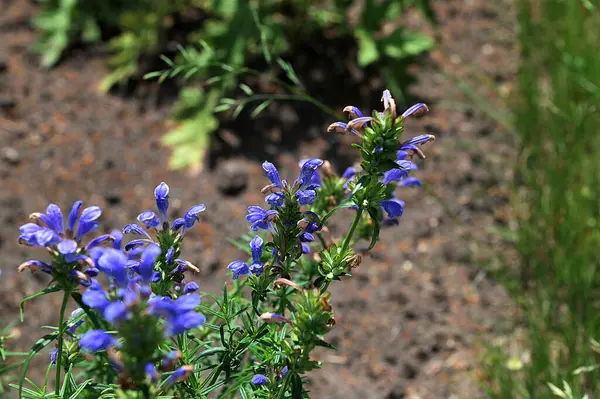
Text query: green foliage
32 0 434 168
485 0 600 397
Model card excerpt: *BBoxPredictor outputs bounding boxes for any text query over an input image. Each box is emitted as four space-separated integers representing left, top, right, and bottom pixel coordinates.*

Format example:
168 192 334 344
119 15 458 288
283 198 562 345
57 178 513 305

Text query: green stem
55 291 69 392
339 208 363 256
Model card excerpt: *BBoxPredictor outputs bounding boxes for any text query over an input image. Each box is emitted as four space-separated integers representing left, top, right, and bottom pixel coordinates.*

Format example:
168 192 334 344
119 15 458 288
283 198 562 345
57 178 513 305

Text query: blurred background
0 0 599 397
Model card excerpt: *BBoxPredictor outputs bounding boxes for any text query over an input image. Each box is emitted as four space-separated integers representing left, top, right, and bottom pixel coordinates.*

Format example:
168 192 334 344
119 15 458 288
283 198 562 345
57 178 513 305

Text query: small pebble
0 97 16 110
215 159 249 196
1 147 21 165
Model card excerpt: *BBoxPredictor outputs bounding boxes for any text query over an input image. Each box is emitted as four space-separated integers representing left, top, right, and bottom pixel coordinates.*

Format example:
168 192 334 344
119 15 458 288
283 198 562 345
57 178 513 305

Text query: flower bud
273 278 301 291
260 312 291 324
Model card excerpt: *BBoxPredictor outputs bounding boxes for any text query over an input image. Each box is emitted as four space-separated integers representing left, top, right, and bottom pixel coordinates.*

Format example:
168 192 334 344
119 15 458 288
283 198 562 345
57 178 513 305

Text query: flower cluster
12 88 435 399
17 201 103 287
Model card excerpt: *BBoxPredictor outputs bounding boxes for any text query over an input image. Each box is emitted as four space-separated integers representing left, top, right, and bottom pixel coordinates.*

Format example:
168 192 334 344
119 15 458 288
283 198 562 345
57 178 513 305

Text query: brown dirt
0 0 519 397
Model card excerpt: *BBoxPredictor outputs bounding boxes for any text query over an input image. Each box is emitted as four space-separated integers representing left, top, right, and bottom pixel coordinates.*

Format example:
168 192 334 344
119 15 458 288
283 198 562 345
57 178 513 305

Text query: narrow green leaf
239 83 254 96
250 100 272 119
18 331 59 398
20 286 61 322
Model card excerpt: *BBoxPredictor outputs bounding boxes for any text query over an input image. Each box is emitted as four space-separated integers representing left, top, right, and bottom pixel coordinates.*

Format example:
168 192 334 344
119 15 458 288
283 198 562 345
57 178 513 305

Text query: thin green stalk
55 291 69 392
339 208 363 256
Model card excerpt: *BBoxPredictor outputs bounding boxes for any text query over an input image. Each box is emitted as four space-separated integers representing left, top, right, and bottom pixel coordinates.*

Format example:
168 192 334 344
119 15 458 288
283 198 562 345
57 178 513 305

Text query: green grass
486 1 600 398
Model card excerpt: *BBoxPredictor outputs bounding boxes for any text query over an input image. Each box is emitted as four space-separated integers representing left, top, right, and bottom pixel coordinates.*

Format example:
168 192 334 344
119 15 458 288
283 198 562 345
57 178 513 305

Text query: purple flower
76 206 102 242
57 239 78 262
104 301 130 324
18 224 60 247
246 206 278 231
265 192 285 207
138 244 161 284
183 204 206 229
380 198 405 218
167 365 193 384
184 282 199 294
96 249 129 288
148 294 205 336
398 177 422 187
122 224 151 239
343 105 364 119
296 189 316 206
227 260 249 280
251 374 269 386
228 235 264 279
79 330 118 353
155 182 169 221
171 218 185 231
137 211 160 229
67 201 83 234
50 348 58 365
68 308 85 334
166 247 175 265
43 204 64 235
296 158 323 189
263 162 283 188
82 288 110 314
84 234 112 251
402 134 435 146
146 363 159 383
401 103 429 118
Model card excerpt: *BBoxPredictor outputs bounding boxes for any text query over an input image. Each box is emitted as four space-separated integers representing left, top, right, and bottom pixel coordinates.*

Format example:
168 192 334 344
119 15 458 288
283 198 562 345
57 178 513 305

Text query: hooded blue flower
251 374 269 386
227 236 264 279
246 206 278 231
79 330 118 353
380 198 405 220
50 348 58 365
155 182 169 221
75 206 102 242
148 294 205 336
183 282 199 294
137 211 161 229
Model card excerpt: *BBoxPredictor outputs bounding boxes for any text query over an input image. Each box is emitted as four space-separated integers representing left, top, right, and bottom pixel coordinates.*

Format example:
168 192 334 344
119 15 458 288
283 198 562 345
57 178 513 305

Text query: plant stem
55 291 69 392
339 208 363 256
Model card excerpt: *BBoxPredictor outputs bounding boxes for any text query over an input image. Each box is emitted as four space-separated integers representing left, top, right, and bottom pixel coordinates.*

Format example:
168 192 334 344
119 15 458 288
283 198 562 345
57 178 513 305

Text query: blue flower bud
251 374 269 386
154 182 170 221
79 330 118 353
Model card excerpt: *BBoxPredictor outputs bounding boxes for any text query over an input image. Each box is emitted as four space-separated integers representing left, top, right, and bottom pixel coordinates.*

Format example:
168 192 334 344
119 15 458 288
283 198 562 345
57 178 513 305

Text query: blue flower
137 211 161 229
138 244 161 285
75 206 102 242
251 374 269 386
296 189 316 206
96 249 130 289
68 308 85 334
79 330 118 353
227 260 249 280
18 223 60 247
154 182 169 221
401 134 435 146
265 192 285 207
122 224 151 239
227 236 264 279
246 206 278 231
50 348 58 365
183 204 206 229
398 177 422 187
296 158 323 189
57 239 78 262
262 162 283 188
146 363 159 383
148 294 205 336
380 198 405 220
183 282 199 294
167 365 193 384
67 201 83 234
401 103 429 118
166 247 175 265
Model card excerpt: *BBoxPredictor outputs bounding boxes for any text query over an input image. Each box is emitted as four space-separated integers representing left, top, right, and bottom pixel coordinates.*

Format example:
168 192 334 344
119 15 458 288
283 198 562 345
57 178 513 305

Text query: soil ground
0 0 518 397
